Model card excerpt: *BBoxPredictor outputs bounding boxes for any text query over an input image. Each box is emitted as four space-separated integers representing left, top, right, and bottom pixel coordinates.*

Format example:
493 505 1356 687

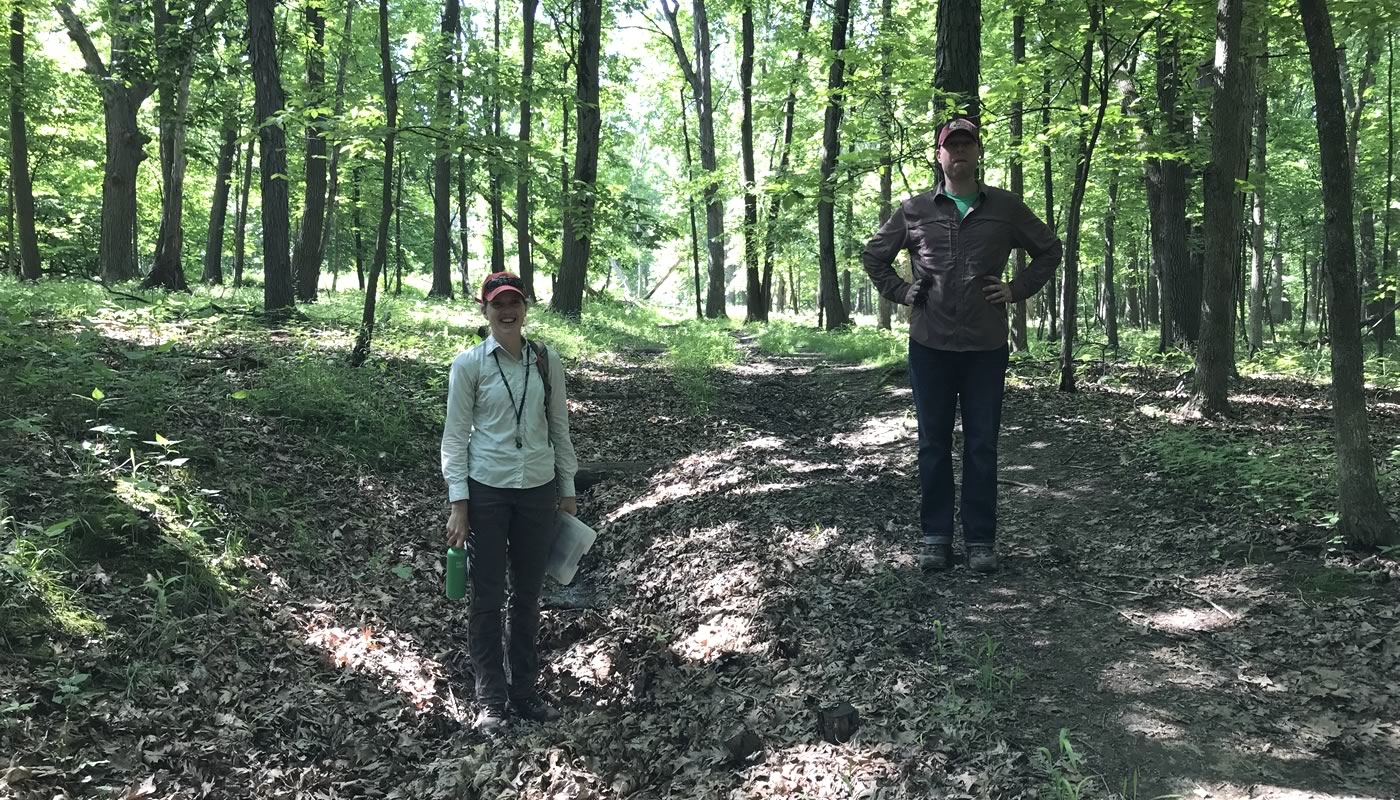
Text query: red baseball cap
937 118 980 148
480 271 526 303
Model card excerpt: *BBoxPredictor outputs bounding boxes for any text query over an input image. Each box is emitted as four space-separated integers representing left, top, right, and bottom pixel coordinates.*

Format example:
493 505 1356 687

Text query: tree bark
681 87 702 319
876 0 894 331
488 0 505 275
1041 68 1058 342
293 0 329 302
247 0 294 312
551 0 601 319
661 0 726 318
394 154 403 296
55 0 154 284
933 0 980 122
1103 170 1120 351
1191 0 1250 416
321 0 355 294
1269 220 1285 323
515 0 539 297
1298 0 1396 546
761 0 816 318
817 0 851 330
352 165 366 289
1008 13 1027 349
1145 29 1196 351
202 117 238 285
233 135 254 287
431 0 460 298
741 2 763 322
1248 26 1269 356
351 0 398 366
9 7 41 281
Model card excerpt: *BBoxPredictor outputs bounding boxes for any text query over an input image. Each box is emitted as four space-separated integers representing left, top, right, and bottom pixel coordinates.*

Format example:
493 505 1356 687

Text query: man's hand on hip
981 276 1014 305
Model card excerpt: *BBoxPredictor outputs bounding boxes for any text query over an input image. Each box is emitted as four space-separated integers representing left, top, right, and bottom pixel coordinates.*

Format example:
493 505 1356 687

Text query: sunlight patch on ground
1118 705 1191 742
731 480 807 497
301 614 455 718
1146 605 1236 632
672 612 757 663
830 411 915 449
777 524 842 555
731 744 899 799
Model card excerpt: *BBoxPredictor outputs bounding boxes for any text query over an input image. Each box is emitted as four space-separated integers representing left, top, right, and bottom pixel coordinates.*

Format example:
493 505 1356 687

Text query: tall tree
318 0 356 293
661 0 726 318
9 4 41 281
247 0 293 311
144 0 220 292
1008 12 1028 350
933 0 980 121
488 0 505 274
761 0 815 317
202 115 238 284
54 0 155 284
552 0 601 318
431 0 459 298
681 87 702 319
515 0 538 297
1248 22 1269 356
350 0 398 366
292 0 329 302
1191 0 1251 416
740 0 762 322
1297 0 1396 546
876 0 894 331
816 0 851 329
233 134 254 287
1144 28 1196 350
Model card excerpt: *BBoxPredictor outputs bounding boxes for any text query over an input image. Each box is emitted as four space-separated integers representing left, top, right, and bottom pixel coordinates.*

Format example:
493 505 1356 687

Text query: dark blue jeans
908 341 1008 547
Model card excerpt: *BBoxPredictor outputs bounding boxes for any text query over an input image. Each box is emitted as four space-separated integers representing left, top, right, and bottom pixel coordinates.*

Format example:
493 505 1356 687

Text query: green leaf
44 518 78 535
91 387 105 401
230 390 251 400
391 564 413 580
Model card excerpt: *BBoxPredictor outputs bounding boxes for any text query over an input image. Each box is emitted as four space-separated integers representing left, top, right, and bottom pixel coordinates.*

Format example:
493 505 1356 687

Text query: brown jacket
863 183 1062 352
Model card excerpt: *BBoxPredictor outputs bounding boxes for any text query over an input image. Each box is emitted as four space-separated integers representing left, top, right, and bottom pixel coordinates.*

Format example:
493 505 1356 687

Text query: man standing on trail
862 118 1062 573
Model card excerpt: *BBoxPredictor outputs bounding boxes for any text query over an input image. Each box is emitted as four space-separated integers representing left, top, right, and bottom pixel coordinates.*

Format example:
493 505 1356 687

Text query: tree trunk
661 0 726 318
1191 0 1250 417
1008 14 1028 349
1269 220 1285 323
741 2 763 322
1103 170 1120 351
353 165 366 289
292 0 329 302
552 0 601 319
1041 68 1058 342
680 87 702 320
1298 0 1396 546
1146 30 1196 351
1383 33 1396 344
488 0 505 275
457 21 471 296
394 154 403 296
933 0 980 121
817 0 851 330
762 0 816 318
248 0 294 312
431 0 459 299
9 7 41 281
351 0 398 367
1249 29 1269 356
202 117 238 284
1361 208 1380 336
875 0 894 331
515 0 538 298
233 135 254 287
1058 4 1108 393
321 0 355 294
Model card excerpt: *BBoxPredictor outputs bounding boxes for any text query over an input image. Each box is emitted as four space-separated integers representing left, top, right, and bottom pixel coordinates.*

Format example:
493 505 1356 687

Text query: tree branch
53 0 109 79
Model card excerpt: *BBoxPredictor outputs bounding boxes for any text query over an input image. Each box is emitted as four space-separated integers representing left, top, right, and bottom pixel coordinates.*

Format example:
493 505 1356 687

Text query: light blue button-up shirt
441 334 578 502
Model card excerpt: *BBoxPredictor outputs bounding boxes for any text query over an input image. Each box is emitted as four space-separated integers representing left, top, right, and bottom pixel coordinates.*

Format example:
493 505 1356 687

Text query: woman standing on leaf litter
442 271 578 736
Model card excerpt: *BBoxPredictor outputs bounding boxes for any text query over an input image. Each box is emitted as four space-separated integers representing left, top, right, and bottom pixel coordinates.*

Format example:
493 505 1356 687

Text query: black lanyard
491 340 530 449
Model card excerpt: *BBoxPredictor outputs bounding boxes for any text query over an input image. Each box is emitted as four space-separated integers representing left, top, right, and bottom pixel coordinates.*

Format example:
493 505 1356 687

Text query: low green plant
750 320 905 366
1038 728 1089 800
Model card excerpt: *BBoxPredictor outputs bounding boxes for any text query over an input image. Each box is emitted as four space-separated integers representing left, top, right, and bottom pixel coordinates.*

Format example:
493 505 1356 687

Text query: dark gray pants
466 478 557 706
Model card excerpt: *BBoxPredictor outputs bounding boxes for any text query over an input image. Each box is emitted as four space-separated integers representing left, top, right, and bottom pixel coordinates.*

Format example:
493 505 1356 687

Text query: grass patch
750 320 905 366
1144 427 1338 527
664 319 740 409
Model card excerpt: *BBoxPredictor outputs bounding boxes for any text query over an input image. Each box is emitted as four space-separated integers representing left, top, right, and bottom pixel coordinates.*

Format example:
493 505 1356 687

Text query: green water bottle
445 546 467 600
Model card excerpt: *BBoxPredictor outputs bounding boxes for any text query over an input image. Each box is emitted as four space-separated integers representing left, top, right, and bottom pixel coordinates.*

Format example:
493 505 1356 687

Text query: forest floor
3 300 1400 799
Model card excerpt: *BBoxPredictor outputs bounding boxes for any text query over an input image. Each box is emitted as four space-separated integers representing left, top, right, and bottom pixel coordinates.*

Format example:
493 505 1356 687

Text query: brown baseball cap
937 118 980 148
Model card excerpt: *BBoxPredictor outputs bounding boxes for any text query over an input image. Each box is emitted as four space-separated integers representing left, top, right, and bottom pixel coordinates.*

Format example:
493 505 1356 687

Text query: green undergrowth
749 319 906 366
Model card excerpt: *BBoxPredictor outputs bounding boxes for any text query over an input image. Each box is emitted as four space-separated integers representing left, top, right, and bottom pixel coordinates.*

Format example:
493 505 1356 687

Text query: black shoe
473 704 510 737
919 543 953 572
967 544 998 574
509 695 561 723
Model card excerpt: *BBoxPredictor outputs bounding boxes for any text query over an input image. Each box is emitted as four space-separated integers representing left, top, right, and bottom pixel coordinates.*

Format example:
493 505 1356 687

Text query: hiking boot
919 542 953 572
967 544 998 574
509 695 561 723
473 704 510 737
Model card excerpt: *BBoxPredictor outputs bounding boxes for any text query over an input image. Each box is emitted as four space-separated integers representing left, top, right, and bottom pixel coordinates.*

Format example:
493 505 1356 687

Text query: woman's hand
446 501 469 548
558 496 578 516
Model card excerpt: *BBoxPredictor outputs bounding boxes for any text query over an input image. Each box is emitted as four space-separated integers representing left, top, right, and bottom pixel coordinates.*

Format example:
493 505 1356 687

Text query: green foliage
1037 728 1090 800
750 320 906 366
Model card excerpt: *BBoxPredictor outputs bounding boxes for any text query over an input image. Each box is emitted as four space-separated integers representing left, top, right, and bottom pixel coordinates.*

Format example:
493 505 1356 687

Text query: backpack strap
529 340 553 444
